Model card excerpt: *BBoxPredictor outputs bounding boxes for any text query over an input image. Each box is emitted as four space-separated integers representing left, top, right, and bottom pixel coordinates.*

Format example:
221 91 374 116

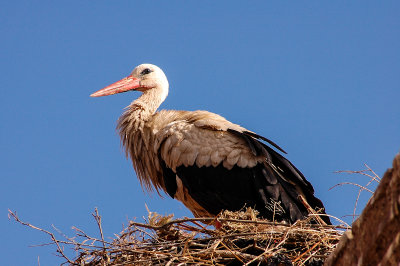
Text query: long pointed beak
90 76 141 97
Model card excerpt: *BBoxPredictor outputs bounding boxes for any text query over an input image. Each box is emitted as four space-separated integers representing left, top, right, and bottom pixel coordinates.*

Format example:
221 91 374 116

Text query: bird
91 63 331 225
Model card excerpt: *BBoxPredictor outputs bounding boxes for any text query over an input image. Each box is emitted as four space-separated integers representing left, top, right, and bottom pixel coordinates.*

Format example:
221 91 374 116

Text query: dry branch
331 163 380 222
7 210 74 264
326 153 400 265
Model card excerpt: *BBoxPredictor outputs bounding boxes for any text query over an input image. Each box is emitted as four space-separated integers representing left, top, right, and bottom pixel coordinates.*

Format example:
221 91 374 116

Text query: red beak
90 76 141 97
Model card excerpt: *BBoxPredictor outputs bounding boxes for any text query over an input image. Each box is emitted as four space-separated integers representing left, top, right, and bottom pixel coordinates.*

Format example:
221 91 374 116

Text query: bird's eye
141 68 153 75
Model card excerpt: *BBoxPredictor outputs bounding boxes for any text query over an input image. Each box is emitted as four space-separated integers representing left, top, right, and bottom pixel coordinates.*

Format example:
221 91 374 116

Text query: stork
91 64 331 224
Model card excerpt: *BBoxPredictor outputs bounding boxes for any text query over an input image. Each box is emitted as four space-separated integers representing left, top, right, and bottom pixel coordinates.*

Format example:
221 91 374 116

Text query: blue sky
1 1 399 264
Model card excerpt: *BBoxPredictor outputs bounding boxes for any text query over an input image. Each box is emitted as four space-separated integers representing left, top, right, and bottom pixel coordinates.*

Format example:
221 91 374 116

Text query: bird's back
142 110 331 224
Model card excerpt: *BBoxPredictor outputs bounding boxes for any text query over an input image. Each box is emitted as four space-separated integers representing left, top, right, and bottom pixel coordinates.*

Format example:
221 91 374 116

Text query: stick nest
10 164 379 265
69 208 343 266
9 207 344 265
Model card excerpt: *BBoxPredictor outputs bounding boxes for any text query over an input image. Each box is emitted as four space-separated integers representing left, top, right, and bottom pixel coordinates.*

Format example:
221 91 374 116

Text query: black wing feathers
243 130 287 154
160 129 331 224
160 160 178 198
227 129 268 157
176 163 307 222
176 164 257 215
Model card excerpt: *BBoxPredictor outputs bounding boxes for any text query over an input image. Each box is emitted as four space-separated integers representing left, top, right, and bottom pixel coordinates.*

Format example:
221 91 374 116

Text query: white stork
91 64 330 224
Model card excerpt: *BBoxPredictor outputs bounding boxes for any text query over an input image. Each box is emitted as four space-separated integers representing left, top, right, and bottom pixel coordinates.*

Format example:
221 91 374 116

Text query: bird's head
91 64 169 101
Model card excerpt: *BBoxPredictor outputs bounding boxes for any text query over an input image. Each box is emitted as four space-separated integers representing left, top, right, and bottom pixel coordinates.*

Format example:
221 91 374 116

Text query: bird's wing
154 111 329 224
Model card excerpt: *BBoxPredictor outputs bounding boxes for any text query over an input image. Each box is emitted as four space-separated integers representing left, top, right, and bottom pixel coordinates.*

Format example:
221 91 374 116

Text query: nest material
73 208 343 266
10 164 380 265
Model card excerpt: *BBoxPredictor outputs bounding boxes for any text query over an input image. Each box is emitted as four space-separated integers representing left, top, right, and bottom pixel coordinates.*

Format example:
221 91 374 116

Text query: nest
9 164 380 265
69 208 343 266
9 208 344 265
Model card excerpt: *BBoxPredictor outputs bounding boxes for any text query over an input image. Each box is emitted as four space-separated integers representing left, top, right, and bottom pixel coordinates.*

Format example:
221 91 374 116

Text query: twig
333 164 380 223
293 236 328 262
364 163 381 181
298 195 328 225
329 182 374 194
92 208 106 250
8 210 75 265
334 164 380 183
308 214 350 229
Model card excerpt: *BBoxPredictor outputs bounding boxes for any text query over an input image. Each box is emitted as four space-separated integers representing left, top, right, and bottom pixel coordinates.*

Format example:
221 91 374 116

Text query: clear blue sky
1 1 399 264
